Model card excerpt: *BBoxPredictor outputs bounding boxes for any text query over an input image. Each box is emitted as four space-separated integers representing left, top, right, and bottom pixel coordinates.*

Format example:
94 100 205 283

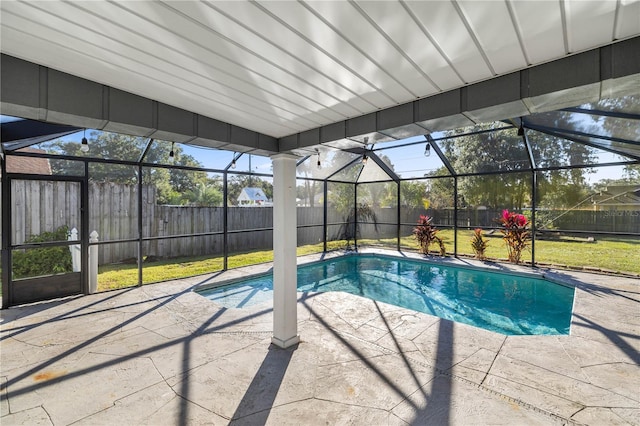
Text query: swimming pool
197 254 575 335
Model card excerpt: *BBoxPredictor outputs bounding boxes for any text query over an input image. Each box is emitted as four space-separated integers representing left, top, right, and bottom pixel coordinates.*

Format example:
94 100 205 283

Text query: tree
400 180 428 208
359 154 396 208
597 95 640 149
435 121 598 210
184 181 223 206
328 182 354 217
168 152 209 194
46 132 208 204
443 124 532 209
527 121 596 208
424 171 455 209
623 164 640 182
296 156 321 207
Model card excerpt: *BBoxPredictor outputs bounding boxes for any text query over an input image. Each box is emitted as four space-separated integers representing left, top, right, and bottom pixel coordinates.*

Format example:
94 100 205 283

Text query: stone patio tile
499 336 590 381
312 292 386 330
314 353 435 411
89 324 262 380
374 329 422 355
230 398 392 425
411 319 505 370
3 310 130 347
401 315 443 338
305 296 411 347
392 373 561 425
449 347 498 384
487 354 638 408
0 337 89 374
581 362 640 402
570 319 640 351
6 293 130 322
118 306 197 334
297 320 389 365
352 322 391 342
170 341 317 420
0 405 52 425
194 305 274 335
369 310 440 341
295 291 320 321
74 381 227 425
610 407 640 425
571 287 639 336
0 376 8 416
571 407 639 425
483 374 584 419
4 352 164 425
147 322 200 340
360 302 413 332
559 334 640 366
88 290 178 314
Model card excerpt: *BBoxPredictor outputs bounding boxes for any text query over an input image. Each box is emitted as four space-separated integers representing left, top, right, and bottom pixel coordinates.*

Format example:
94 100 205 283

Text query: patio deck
1 252 638 425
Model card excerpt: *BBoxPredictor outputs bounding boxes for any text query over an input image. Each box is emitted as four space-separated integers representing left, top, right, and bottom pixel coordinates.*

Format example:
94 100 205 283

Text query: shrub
413 215 445 256
470 228 488 260
12 226 73 279
339 203 378 249
498 210 530 264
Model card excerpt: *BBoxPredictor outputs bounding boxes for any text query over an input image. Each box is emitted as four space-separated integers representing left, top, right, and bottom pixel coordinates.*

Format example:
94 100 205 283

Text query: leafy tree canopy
47 132 211 205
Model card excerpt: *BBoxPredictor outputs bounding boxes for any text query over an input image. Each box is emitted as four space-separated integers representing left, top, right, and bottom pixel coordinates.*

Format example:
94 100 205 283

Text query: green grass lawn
96 240 348 291
394 229 640 275
93 231 639 292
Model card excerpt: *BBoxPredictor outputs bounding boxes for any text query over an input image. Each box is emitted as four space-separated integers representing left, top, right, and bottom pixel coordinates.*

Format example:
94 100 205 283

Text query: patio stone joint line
480 336 507 386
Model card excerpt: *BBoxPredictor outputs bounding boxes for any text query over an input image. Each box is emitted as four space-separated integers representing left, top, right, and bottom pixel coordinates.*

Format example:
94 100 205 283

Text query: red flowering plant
470 228 488 260
413 214 445 256
498 210 530 264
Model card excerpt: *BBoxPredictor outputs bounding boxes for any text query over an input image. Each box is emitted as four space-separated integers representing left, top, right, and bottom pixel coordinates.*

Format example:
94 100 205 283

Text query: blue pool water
197 255 575 335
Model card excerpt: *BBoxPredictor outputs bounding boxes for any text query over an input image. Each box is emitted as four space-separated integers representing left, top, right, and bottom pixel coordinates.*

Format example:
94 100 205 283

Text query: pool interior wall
196 252 575 336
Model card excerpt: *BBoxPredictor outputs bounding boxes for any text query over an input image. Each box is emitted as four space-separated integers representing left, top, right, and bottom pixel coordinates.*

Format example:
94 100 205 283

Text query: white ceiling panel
1 0 637 140
403 1 494 83
457 1 527 74
161 1 363 121
113 2 345 123
203 1 376 115
509 1 565 64
354 0 463 91
306 1 438 99
565 1 618 52
256 1 415 103
616 0 640 39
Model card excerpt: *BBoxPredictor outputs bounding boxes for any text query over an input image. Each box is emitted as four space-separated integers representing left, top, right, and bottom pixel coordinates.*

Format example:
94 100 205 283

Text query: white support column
270 153 300 349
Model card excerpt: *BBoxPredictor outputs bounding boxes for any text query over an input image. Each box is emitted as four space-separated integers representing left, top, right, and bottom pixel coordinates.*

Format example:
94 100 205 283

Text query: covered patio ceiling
1 1 639 155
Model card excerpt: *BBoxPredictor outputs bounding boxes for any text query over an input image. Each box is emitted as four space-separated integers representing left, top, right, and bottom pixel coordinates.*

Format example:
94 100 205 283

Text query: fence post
68 227 81 272
89 230 99 294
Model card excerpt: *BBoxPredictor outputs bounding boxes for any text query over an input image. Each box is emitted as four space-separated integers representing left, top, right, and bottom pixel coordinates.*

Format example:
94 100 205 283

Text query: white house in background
237 187 271 207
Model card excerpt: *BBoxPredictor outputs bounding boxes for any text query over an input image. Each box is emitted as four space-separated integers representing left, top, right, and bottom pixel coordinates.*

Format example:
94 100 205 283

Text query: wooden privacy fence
3 181 638 266
3 181 333 265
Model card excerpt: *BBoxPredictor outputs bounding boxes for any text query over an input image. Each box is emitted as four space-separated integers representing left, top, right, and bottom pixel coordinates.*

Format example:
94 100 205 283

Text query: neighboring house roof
2 148 52 175
238 187 268 202
591 185 640 207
